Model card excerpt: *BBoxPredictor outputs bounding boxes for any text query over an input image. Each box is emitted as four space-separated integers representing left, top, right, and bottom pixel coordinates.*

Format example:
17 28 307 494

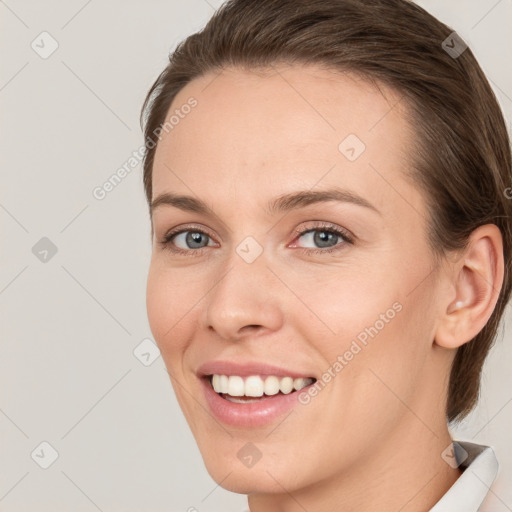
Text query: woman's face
147 64 451 494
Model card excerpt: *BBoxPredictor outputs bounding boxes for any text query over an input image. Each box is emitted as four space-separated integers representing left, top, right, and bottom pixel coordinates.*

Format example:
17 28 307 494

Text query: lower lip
200 377 313 428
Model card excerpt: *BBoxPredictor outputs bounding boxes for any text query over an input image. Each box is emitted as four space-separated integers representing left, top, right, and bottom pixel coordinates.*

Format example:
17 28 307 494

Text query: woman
140 0 511 509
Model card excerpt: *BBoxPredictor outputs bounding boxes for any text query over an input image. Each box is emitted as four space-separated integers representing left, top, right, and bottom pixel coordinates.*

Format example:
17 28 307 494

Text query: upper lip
197 360 316 379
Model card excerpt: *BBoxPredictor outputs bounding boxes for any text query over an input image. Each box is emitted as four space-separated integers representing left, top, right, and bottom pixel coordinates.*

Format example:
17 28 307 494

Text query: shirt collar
429 441 499 512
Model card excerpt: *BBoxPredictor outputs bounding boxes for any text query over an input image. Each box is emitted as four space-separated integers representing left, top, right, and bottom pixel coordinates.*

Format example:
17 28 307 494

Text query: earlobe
434 224 504 350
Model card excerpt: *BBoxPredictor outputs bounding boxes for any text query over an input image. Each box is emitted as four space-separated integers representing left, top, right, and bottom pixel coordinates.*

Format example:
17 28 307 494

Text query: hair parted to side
140 0 512 423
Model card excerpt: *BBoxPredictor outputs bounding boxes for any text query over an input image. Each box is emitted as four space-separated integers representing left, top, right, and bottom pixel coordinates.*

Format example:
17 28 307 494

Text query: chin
203 456 299 494
194 437 313 495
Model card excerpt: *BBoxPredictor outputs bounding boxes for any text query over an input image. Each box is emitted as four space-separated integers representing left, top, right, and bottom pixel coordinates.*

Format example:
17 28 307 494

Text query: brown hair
140 0 512 423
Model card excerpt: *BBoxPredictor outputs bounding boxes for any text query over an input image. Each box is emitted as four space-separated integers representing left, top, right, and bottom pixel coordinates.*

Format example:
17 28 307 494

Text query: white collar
429 440 498 511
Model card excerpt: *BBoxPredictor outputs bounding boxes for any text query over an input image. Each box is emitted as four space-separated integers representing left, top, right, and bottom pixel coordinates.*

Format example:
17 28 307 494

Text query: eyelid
161 222 216 241
158 223 219 256
289 221 354 245
158 221 354 255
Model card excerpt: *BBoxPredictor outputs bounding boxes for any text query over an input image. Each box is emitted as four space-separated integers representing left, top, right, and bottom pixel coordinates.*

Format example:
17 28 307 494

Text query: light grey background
0 1 511 510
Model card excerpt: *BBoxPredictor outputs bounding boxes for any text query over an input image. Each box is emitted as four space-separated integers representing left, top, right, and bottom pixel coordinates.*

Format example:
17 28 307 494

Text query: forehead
151 64 424 220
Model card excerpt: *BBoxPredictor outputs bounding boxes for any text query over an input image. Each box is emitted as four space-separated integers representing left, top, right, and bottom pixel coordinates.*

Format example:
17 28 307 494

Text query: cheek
146 266 171 342
294 265 399 352
146 262 199 354
298 260 433 401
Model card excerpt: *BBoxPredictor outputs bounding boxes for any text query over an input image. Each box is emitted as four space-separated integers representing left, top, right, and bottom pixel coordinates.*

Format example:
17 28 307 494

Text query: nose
204 253 284 342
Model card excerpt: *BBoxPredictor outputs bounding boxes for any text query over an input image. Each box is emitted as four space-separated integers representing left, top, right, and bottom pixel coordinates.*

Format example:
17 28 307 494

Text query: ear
434 224 504 349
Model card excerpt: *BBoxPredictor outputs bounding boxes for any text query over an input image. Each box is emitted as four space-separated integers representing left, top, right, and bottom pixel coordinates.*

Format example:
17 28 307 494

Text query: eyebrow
150 187 381 217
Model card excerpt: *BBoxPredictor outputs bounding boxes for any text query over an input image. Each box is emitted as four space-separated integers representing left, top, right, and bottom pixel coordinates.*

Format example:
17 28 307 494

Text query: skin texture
146 64 503 511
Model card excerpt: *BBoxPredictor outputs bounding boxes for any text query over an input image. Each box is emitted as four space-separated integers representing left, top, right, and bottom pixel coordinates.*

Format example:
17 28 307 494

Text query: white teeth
210 374 314 397
244 376 264 397
212 374 220 392
264 376 280 396
293 378 308 391
279 376 294 394
219 374 229 394
227 375 245 396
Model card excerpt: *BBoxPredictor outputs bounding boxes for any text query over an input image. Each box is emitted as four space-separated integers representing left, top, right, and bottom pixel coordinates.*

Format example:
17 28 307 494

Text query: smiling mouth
208 374 316 403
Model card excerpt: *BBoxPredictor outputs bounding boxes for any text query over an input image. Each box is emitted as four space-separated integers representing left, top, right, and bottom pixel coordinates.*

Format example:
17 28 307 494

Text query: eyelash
158 222 354 257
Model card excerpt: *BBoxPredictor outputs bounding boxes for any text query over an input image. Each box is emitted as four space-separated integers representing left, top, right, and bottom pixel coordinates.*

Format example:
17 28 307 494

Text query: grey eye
298 230 340 249
173 231 212 249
